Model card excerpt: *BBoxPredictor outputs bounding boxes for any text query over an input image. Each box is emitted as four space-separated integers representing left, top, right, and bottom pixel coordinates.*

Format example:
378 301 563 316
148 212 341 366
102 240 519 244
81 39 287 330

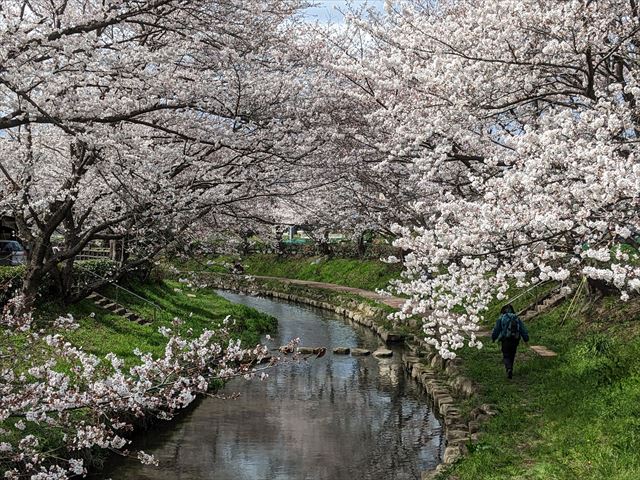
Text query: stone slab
351 348 371 356
529 345 557 357
333 347 350 355
373 348 393 358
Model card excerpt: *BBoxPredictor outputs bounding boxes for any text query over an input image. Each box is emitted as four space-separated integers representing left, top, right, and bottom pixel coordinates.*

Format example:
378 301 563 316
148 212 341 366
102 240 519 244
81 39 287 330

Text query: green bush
0 265 26 305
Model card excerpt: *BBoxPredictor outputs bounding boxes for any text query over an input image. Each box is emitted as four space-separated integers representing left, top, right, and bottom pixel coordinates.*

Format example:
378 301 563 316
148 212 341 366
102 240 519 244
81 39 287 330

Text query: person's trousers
501 338 520 374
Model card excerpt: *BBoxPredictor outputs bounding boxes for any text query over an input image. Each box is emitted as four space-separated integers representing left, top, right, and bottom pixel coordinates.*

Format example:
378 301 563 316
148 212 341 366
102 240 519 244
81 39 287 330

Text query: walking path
247 275 557 357
250 275 407 309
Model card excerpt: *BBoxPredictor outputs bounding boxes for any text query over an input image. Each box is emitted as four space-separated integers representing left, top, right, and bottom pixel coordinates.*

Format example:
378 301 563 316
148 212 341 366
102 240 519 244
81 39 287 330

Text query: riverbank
195 257 640 480
40 279 277 365
173 254 403 291
1 279 277 473
447 294 640 480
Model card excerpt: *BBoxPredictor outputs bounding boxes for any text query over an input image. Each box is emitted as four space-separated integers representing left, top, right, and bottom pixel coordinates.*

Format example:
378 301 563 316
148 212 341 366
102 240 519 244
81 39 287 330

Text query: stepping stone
351 348 371 356
297 347 327 357
373 348 393 358
333 347 350 355
529 345 557 357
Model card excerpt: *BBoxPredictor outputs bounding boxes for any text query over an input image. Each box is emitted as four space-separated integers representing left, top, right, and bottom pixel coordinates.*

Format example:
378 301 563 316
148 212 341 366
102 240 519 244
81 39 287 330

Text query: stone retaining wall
201 274 496 479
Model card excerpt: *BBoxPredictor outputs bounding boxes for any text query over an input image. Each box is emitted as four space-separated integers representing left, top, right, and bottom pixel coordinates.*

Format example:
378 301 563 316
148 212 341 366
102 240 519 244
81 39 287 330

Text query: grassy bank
185 254 403 291
445 294 640 480
36 279 276 366
2 279 276 471
244 255 402 290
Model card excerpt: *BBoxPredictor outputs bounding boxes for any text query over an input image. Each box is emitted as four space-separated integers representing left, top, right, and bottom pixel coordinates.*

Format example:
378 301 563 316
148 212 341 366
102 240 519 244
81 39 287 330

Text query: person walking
491 304 529 379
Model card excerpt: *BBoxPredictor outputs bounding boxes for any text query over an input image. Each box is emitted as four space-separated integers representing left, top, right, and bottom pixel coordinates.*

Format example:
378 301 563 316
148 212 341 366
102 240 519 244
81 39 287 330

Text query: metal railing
504 279 556 314
76 248 113 261
75 264 161 322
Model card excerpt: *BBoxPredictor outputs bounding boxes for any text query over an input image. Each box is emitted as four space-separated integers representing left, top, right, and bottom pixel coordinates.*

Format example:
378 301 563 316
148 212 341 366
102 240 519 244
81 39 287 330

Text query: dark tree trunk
357 232 366 258
20 261 45 314
587 277 617 298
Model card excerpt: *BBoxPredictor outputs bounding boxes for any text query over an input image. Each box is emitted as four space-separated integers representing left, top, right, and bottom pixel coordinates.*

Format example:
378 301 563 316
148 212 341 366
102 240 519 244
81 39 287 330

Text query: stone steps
520 286 572 322
87 292 150 325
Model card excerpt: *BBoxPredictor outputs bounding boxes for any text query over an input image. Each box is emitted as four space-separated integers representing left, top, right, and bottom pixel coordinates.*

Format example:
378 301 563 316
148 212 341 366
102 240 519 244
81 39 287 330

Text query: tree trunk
19 262 45 314
318 231 331 257
357 232 366 258
59 258 76 304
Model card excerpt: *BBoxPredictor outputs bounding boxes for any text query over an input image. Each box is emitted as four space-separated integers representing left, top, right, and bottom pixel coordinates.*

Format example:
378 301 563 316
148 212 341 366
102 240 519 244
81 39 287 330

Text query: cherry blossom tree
0 1 317 477
266 19 430 254
326 0 640 356
0 0 328 310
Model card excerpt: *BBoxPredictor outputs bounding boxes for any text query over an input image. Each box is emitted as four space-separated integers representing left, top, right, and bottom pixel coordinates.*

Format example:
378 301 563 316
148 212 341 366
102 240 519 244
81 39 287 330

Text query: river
98 291 443 479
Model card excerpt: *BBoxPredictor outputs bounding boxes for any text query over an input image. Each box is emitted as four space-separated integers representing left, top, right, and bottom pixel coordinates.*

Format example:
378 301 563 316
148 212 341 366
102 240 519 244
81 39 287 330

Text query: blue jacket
492 313 529 342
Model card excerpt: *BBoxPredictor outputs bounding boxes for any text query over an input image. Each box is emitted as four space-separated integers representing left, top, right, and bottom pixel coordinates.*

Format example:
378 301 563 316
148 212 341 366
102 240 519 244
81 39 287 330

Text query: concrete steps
520 286 572 322
87 292 150 325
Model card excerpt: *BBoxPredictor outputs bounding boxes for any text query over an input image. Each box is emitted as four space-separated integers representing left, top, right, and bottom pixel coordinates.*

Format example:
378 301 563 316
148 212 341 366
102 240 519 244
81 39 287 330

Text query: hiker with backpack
491 304 529 379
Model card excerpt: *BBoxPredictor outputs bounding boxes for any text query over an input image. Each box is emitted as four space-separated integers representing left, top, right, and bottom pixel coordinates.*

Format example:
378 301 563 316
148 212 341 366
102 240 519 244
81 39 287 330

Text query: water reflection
98 292 443 480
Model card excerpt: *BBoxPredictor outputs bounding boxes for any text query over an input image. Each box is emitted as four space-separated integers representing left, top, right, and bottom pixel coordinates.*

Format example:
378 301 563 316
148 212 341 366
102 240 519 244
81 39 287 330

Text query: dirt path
250 275 408 309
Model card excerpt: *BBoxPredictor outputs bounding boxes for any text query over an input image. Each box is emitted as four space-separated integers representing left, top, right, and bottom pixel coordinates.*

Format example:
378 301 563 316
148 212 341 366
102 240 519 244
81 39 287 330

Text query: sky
303 0 385 23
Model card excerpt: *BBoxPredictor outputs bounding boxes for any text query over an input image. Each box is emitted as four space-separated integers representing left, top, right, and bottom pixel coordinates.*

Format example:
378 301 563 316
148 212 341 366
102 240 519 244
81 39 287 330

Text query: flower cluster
0 302 273 478
303 0 640 356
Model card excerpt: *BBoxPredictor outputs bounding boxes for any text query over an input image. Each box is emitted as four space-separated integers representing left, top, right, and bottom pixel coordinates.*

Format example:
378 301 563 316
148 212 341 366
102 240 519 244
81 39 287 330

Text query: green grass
0 279 277 471
170 254 402 291
35 279 276 366
446 294 640 480
238 254 402 291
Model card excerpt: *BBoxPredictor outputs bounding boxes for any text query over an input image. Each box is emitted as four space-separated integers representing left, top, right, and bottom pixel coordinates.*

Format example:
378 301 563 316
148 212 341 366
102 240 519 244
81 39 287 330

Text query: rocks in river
297 347 327 358
333 347 351 355
372 348 393 358
351 348 371 356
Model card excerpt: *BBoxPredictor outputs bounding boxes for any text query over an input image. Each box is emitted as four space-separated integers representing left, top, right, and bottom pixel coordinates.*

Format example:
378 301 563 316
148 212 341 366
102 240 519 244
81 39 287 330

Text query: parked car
0 240 26 266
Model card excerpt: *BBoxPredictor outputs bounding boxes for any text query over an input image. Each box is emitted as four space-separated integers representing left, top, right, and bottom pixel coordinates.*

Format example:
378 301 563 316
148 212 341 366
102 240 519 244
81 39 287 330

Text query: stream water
98 291 443 480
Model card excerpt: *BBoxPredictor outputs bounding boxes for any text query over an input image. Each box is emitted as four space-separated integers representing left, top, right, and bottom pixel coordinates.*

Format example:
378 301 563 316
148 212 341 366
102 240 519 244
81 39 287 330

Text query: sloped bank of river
98 291 443 480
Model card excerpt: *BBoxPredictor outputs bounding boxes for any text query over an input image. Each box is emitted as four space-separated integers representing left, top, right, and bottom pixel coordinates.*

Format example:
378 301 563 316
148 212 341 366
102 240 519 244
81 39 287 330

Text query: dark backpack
503 313 521 340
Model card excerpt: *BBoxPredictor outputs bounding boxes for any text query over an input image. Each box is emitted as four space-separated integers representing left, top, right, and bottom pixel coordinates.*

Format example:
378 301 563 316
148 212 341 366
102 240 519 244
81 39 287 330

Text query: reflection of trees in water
99 295 443 480
251 348 442 478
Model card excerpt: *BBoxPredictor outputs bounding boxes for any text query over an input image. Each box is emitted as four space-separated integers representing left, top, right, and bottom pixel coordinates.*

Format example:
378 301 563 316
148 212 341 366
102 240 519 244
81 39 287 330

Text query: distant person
491 304 529 379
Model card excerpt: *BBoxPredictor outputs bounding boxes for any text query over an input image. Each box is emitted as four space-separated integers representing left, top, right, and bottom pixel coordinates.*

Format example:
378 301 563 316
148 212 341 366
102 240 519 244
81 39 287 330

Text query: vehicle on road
0 240 26 266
